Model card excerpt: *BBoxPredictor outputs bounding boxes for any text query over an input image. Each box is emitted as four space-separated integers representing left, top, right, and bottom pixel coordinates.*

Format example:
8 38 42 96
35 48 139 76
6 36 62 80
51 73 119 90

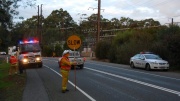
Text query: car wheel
38 63 42 68
19 64 23 74
71 65 75 70
130 62 135 68
163 69 169 72
145 64 151 71
79 64 84 69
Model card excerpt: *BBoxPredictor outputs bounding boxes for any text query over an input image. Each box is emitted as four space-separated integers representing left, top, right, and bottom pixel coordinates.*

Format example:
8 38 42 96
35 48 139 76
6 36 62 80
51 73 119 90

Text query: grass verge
0 61 26 101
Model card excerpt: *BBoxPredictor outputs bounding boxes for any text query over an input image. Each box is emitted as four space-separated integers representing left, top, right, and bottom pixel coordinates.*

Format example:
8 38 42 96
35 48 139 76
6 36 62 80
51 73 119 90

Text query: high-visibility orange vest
60 56 71 70
10 56 18 64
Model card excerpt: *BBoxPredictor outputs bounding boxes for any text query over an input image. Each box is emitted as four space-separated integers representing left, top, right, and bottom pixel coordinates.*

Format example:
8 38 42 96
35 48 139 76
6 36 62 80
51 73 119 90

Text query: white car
0 52 6 55
58 50 85 69
130 52 169 71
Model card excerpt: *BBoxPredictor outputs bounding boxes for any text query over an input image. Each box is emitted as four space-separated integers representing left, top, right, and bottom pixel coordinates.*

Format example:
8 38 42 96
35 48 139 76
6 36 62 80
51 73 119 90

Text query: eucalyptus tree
111 18 120 29
120 17 133 28
81 14 105 35
0 0 36 50
43 8 77 44
101 18 110 30
143 18 160 27
0 0 36 29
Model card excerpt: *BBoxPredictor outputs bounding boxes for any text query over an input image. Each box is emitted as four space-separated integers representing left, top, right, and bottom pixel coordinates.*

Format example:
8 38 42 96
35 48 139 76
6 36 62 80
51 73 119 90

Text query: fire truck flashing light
19 40 39 44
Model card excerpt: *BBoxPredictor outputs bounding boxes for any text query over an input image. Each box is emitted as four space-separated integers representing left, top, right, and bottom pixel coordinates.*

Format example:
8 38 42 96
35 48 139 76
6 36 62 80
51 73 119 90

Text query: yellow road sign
67 35 81 49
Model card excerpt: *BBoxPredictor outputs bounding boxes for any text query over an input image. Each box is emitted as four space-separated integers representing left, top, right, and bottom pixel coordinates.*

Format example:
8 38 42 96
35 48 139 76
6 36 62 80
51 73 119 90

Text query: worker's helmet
62 50 70 56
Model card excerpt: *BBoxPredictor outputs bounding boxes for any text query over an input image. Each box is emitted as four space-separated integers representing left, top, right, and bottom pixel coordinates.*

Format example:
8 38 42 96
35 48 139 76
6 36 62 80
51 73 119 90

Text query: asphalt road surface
22 57 180 101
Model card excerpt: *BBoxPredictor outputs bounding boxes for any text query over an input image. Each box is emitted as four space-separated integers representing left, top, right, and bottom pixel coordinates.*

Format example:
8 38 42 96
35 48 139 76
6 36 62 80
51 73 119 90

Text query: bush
96 26 180 70
159 26 180 67
95 40 111 59
108 44 117 63
42 45 53 57
55 44 63 57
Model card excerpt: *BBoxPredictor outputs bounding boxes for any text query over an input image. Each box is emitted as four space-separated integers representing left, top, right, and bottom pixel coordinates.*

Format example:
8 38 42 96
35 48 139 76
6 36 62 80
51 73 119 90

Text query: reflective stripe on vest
60 56 71 70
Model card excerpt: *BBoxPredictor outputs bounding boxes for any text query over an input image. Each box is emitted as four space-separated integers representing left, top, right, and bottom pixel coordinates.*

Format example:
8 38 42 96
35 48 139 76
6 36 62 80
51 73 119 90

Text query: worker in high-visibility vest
9 53 18 75
59 50 75 93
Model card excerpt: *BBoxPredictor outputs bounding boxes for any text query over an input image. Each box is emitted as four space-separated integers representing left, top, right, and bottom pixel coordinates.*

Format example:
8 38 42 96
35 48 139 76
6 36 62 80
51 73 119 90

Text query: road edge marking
86 61 180 81
44 65 96 101
85 67 180 97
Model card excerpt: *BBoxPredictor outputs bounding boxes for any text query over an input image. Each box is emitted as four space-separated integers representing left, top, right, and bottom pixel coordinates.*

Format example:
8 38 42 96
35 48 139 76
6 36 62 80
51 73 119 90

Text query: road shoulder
22 69 49 101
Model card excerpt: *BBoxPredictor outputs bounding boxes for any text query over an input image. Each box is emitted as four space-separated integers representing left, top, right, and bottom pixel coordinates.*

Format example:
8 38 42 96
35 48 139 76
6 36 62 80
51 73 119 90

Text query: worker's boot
65 89 69 92
62 90 66 93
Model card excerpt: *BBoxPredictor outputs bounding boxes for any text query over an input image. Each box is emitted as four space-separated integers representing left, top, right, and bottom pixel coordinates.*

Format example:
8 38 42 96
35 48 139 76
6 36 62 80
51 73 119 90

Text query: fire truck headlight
36 57 41 61
23 58 28 63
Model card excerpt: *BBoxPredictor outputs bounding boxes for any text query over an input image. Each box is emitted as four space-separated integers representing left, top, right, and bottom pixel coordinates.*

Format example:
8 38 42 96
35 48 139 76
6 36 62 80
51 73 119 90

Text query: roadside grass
0 61 26 101
170 66 180 73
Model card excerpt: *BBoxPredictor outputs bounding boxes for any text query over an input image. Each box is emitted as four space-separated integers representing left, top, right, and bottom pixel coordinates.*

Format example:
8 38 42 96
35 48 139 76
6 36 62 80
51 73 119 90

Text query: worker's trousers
60 69 69 90
9 63 18 75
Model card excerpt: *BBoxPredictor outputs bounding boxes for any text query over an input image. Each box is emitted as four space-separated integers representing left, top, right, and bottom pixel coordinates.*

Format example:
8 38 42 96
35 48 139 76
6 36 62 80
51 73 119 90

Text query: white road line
85 67 180 96
86 61 180 81
43 65 96 101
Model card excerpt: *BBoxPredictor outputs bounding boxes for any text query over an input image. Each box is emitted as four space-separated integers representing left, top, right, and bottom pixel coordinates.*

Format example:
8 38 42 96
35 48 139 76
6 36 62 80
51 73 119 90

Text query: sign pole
67 35 81 91
74 47 76 91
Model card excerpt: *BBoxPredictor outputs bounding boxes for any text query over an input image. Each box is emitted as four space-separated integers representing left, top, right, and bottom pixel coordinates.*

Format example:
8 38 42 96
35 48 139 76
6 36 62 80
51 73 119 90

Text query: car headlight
36 57 41 61
23 58 28 63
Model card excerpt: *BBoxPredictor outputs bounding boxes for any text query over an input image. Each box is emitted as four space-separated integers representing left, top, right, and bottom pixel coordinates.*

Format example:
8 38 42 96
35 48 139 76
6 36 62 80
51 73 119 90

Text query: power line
173 14 180 18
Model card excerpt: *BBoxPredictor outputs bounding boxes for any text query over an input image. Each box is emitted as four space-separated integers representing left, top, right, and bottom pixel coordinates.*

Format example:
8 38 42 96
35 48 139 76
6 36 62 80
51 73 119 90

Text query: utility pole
172 18 173 26
37 5 40 38
97 0 101 43
40 4 43 44
88 0 104 46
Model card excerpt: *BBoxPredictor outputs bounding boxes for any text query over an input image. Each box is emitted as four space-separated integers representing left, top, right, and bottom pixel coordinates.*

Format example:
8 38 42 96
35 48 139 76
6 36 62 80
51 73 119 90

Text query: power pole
172 18 173 26
40 4 43 44
37 5 40 38
97 0 101 43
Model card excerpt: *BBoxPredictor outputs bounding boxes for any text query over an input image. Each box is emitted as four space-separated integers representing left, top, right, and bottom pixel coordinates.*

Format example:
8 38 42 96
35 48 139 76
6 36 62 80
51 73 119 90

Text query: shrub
95 40 111 59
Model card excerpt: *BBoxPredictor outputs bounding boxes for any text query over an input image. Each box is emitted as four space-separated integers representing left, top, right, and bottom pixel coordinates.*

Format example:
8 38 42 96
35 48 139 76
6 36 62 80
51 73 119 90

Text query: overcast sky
16 0 180 25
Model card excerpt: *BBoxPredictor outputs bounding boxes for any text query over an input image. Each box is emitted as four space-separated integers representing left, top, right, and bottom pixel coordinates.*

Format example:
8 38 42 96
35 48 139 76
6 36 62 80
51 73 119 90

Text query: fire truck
18 39 43 73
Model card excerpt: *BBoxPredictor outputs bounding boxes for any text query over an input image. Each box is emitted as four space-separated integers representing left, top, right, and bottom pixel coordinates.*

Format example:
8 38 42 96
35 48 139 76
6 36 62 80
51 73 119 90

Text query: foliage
42 43 63 57
0 0 36 51
0 62 26 101
0 27 9 51
112 30 133 45
107 44 117 63
2 1 180 70
42 45 53 57
95 26 180 70
54 43 63 57
0 0 36 29
157 26 180 66
95 40 111 59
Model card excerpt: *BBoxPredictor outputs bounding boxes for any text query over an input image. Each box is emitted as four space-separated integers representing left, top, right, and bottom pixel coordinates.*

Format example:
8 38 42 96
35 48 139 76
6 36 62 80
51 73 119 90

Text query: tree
44 8 76 29
143 18 160 27
120 17 133 28
111 18 120 29
95 40 111 59
43 8 77 42
0 0 36 29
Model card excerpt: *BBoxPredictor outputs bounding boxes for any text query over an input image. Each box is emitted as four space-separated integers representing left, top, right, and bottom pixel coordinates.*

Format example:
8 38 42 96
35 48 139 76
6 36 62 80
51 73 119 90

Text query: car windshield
69 51 80 57
19 43 41 52
144 54 162 60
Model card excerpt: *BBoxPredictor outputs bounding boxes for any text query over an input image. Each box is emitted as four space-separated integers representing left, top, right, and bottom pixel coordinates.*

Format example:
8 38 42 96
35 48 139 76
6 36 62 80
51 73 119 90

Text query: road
23 57 180 101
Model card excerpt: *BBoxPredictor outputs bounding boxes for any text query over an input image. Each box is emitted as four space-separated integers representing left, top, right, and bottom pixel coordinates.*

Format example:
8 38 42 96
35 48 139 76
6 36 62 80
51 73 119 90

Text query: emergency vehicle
18 39 43 73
